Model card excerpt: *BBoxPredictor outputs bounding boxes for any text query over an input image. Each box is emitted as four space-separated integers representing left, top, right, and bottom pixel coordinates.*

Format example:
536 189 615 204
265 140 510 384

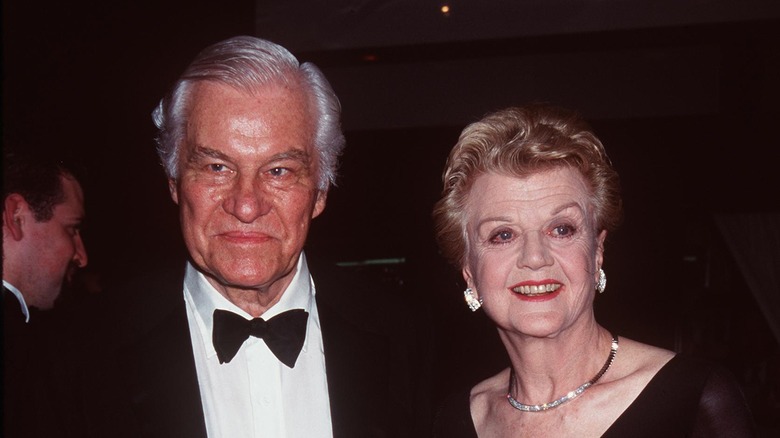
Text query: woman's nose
516 230 554 270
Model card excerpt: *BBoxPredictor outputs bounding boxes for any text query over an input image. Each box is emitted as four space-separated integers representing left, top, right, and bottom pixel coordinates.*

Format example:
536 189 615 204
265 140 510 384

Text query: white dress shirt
3 280 30 323
183 253 333 438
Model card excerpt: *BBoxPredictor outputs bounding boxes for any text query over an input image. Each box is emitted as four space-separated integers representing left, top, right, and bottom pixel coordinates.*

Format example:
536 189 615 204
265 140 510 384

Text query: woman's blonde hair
433 104 622 267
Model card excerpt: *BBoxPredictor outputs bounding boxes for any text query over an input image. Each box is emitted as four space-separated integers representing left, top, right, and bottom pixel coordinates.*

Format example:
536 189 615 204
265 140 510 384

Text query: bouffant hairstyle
432 104 622 267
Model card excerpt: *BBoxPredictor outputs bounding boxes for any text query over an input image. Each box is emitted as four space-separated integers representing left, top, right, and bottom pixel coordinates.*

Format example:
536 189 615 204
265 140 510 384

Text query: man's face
21 175 88 309
170 81 326 302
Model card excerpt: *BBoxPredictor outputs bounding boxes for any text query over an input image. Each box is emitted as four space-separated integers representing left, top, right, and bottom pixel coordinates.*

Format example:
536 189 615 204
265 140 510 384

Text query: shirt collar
183 253 315 358
3 280 30 323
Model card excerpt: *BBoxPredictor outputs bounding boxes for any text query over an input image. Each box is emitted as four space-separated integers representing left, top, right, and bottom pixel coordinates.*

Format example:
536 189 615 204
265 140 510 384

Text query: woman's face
461 167 606 339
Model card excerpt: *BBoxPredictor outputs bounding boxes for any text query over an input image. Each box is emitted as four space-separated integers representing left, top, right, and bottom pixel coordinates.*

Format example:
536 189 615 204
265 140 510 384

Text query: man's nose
222 175 272 223
73 234 88 268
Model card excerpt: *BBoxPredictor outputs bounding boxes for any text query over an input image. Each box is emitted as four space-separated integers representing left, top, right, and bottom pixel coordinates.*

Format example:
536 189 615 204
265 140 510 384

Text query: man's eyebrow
269 149 312 164
190 146 230 161
187 145 314 170
65 215 86 227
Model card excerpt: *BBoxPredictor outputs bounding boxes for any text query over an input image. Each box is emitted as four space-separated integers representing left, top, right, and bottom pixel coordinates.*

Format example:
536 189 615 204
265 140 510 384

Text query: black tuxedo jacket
3 287 65 438
55 260 431 438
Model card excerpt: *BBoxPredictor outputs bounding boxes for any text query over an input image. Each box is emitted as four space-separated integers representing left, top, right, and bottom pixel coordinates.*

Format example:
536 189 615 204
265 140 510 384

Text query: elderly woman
432 105 754 437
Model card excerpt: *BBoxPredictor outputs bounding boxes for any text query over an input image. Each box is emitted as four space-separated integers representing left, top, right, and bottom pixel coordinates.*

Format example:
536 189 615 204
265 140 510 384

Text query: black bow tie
212 308 308 368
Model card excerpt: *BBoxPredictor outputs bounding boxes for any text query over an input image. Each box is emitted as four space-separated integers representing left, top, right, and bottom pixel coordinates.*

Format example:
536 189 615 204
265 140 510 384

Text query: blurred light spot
336 257 406 267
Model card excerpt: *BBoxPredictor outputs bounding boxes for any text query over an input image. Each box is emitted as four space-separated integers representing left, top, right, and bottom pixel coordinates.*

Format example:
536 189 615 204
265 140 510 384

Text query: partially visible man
62 36 428 438
2 151 89 437
2 153 89 313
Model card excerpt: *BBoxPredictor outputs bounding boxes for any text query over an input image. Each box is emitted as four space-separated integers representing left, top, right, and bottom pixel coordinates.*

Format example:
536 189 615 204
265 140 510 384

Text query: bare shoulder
596 336 676 404
469 368 511 430
611 336 675 380
562 337 678 435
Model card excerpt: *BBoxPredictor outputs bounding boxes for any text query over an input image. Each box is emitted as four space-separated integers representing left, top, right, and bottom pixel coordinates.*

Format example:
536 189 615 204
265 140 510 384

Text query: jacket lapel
122 299 208 438
318 294 396 438
69 266 208 438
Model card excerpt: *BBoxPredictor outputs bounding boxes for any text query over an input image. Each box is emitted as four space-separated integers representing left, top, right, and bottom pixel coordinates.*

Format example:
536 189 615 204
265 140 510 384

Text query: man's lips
217 231 274 244
509 280 562 297
65 266 77 284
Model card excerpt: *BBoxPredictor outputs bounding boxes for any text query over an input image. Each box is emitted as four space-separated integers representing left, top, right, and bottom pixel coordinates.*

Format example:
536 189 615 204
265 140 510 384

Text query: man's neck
201 263 301 318
213 283 290 317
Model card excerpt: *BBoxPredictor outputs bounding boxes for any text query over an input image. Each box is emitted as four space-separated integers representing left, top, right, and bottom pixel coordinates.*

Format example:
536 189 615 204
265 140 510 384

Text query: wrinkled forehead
463 168 596 227
188 80 316 134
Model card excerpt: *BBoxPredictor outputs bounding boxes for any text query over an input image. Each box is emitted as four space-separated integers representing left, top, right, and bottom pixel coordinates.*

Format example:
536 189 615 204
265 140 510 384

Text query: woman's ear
595 229 607 270
462 265 474 290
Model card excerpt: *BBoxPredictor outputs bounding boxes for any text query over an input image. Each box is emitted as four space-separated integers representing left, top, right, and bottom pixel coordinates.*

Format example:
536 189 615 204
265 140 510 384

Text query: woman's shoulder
470 368 511 412
607 337 735 394
471 368 511 396
587 337 676 425
459 368 515 435
608 336 675 383
603 339 756 437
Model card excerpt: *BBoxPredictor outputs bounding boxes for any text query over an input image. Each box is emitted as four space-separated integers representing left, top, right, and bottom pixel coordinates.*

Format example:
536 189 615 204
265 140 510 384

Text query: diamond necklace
506 333 619 412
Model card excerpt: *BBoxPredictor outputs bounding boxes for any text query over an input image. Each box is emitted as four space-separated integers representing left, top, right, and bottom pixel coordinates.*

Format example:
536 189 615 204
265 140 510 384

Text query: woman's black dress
434 355 755 437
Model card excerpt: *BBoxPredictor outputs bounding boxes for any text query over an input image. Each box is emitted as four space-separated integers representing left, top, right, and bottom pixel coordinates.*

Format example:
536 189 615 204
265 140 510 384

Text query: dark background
4 0 780 434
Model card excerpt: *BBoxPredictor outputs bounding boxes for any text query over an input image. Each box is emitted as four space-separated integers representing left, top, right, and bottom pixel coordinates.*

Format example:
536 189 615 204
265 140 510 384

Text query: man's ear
312 189 327 219
3 194 27 241
168 178 179 204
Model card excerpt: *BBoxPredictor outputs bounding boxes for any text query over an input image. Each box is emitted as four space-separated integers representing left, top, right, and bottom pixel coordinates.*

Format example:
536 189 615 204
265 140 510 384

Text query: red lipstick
508 280 562 302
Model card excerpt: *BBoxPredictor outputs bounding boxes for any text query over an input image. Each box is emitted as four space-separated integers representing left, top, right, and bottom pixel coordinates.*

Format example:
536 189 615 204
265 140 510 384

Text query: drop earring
464 288 483 311
597 268 607 294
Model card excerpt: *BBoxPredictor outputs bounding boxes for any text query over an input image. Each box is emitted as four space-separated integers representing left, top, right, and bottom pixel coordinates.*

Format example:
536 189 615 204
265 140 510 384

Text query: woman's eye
551 224 576 237
490 230 514 243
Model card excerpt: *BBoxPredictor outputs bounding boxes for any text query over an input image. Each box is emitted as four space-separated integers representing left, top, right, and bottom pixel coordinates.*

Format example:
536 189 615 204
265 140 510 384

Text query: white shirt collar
3 280 30 323
183 253 315 359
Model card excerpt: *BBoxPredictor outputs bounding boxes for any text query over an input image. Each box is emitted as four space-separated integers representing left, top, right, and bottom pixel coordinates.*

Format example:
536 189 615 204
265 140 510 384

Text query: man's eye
269 167 290 177
208 164 228 172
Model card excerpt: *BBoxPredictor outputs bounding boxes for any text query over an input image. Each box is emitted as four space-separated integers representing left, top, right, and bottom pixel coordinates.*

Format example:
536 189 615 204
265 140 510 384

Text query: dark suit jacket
54 260 431 438
3 287 64 438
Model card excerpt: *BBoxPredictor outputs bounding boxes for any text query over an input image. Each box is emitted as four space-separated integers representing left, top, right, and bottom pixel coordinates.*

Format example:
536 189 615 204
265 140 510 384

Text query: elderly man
60 36 428 438
2 152 89 437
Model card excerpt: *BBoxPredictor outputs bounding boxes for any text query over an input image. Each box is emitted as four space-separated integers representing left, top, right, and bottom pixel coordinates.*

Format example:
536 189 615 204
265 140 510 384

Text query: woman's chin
499 315 567 339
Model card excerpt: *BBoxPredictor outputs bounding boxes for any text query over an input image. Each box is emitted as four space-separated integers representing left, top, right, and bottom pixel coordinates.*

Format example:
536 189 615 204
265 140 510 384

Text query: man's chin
55 274 88 308
51 284 71 308
207 269 293 293
35 292 60 311
203 258 282 280
210 275 273 291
